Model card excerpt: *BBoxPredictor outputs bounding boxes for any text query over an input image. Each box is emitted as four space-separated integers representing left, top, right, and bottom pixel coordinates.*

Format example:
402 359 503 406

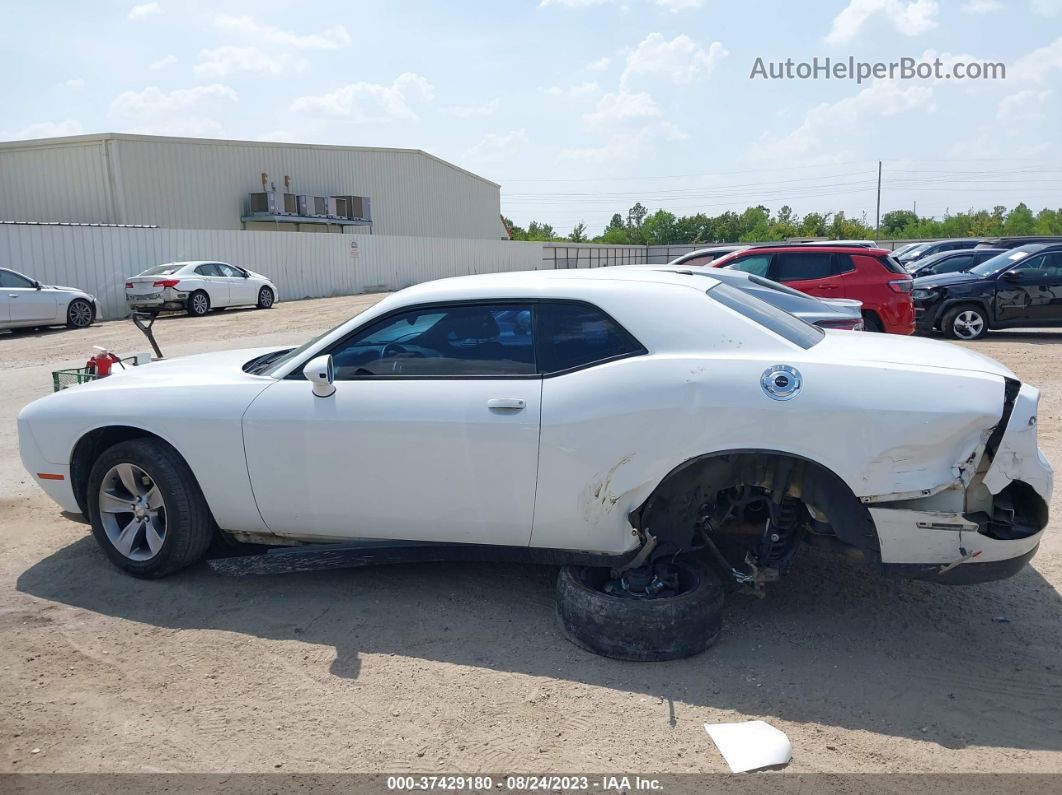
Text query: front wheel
187 291 210 317
256 286 275 309
556 560 724 661
66 298 94 328
942 304 989 340
86 438 215 577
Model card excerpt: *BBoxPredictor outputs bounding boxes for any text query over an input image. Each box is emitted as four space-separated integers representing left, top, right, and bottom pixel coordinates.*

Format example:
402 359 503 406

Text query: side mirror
303 354 335 398
1002 270 1023 282
33 280 42 290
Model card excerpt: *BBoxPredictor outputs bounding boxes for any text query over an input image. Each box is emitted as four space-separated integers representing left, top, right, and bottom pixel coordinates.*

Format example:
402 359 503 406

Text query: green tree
880 210 918 237
641 210 678 244
1003 203 1036 236
569 221 588 243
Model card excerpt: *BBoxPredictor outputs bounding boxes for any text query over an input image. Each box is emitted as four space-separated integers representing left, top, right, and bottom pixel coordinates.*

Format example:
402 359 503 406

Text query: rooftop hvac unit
332 197 349 218
296 194 314 217
248 191 297 215
314 196 329 217
333 195 372 221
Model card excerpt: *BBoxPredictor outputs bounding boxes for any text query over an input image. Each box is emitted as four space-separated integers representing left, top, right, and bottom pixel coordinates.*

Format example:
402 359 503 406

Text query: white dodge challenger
18 268 1053 659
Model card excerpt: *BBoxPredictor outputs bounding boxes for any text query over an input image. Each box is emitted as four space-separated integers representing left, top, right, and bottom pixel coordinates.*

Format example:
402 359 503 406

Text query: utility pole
875 160 882 238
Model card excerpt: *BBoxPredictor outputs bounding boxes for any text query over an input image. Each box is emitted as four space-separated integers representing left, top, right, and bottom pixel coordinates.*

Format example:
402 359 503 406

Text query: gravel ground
1 297 1060 774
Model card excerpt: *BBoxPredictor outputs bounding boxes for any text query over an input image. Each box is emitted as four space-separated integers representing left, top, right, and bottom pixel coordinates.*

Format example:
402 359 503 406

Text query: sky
2 0 1061 235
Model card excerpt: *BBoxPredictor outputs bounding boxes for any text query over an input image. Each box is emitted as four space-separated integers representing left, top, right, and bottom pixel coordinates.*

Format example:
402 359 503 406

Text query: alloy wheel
952 310 985 340
259 288 273 307
69 300 93 327
97 463 167 561
192 294 209 314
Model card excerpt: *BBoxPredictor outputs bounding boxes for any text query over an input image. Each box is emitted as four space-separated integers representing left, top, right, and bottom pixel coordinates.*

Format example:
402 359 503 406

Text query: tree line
503 202 1062 244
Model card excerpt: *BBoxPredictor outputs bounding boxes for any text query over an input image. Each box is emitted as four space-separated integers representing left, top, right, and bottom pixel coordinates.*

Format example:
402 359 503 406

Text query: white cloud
542 81 600 99
1012 36 1062 81
621 33 728 87
463 129 529 164
213 14 351 50
583 90 661 128
557 122 686 163
997 88 1053 122
150 54 177 70
9 120 84 140
961 0 1001 13
1031 0 1062 14
110 84 238 117
653 0 705 9
751 79 934 164
442 98 501 118
290 73 434 123
63 78 84 89
128 2 162 20
195 47 305 78
825 0 938 44
584 56 611 71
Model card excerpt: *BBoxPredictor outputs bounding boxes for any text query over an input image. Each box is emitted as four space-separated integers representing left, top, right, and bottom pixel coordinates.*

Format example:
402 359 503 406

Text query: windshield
138 264 181 276
897 244 930 261
968 246 1039 277
706 283 823 349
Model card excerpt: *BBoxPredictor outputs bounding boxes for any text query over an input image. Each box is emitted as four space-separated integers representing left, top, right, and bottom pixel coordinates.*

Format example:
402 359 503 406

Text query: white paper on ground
704 720 792 773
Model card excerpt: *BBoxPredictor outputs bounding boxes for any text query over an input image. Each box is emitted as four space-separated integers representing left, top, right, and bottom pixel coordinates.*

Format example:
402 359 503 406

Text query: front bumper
17 418 80 514
913 300 942 333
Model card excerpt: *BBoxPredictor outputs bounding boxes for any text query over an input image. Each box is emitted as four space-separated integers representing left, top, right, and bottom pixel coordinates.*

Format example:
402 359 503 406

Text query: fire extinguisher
86 347 121 378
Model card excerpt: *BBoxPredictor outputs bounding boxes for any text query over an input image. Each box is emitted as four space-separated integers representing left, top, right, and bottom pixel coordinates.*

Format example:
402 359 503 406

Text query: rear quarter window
875 255 908 274
707 283 823 349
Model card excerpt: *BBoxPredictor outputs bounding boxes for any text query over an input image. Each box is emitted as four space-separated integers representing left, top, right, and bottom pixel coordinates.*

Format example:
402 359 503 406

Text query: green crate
51 357 139 392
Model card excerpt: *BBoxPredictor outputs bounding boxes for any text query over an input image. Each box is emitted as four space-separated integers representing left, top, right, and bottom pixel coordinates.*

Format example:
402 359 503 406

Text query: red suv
710 246 914 334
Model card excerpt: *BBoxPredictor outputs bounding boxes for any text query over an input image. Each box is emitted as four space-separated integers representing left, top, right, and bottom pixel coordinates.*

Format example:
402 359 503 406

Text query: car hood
99 346 294 386
911 271 983 289
816 330 1015 379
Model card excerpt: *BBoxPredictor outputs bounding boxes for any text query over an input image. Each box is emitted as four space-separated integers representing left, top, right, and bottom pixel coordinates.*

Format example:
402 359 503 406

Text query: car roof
723 244 890 255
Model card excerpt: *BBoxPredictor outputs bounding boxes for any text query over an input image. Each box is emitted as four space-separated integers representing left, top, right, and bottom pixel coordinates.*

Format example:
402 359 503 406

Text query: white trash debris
704 720 791 773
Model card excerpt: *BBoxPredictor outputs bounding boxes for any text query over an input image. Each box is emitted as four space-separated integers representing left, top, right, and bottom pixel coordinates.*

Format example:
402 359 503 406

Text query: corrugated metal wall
0 135 503 240
0 225 543 320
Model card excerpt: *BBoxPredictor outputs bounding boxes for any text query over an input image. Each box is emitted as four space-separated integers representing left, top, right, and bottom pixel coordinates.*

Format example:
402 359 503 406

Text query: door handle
487 398 526 410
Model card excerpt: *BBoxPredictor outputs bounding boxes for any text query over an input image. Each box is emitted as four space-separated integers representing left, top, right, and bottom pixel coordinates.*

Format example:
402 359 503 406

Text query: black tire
556 560 724 661
942 304 989 340
862 313 883 333
66 298 94 329
86 438 215 577
187 290 210 317
256 286 275 309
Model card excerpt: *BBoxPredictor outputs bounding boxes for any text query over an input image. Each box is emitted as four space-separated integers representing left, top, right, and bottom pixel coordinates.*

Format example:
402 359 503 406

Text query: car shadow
17 535 1062 751
985 330 1062 345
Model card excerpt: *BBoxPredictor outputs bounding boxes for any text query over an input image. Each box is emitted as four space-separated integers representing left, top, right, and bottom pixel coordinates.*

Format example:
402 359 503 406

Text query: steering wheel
382 342 424 359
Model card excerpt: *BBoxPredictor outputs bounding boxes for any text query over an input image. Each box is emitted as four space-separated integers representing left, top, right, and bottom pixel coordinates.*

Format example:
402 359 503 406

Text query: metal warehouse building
0 133 504 239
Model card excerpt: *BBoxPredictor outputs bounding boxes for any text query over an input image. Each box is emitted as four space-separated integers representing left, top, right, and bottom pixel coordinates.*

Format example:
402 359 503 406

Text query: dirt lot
1 297 1060 774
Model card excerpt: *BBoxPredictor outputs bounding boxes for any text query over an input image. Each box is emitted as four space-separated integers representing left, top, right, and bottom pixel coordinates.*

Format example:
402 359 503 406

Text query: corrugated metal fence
0 225 544 320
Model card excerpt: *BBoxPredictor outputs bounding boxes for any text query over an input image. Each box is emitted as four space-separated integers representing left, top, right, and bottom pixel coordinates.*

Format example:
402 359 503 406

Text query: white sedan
1 267 98 331
125 261 278 316
18 269 1053 659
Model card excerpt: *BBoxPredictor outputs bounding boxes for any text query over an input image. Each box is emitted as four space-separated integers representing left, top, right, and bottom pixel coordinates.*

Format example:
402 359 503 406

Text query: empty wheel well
630 450 880 560
70 426 173 514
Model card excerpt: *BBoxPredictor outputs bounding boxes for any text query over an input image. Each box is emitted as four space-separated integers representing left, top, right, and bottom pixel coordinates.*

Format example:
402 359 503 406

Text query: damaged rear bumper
868 381 1052 584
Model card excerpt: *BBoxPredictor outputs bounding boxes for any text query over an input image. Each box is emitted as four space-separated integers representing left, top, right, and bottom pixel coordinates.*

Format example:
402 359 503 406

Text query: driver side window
328 303 536 378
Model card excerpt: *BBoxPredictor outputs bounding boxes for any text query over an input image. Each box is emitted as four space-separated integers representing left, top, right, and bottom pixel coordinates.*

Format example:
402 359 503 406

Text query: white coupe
125 261 278 316
18 268 1053 659
1 266 98 331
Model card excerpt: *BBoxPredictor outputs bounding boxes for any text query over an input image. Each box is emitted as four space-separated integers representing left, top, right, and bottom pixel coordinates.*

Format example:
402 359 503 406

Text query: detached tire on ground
556 560 724 661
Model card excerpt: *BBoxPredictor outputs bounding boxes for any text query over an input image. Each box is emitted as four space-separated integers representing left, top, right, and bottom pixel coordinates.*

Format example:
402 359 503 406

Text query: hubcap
70 301 92 327
953 310 984 340
260 289 272 307
193 295 208 313
97 463 167 561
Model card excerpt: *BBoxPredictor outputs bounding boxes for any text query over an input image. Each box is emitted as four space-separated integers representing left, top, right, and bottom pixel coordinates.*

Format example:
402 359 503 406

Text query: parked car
890 243 919 258
645 266 864 330
982 236 1062 250
895 239 987 266
913 243 1062 339
0 267 98 332
668 246 750 267
125 261 278 316
907 247 1006 277
19 269 1052 660
710 245 914 333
